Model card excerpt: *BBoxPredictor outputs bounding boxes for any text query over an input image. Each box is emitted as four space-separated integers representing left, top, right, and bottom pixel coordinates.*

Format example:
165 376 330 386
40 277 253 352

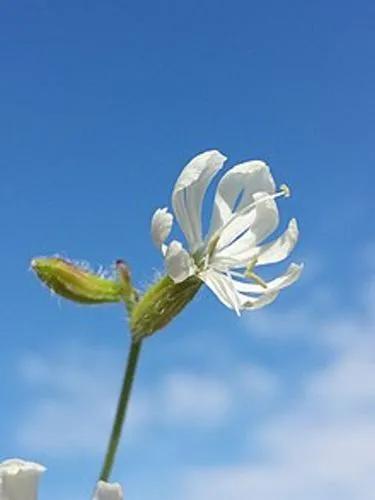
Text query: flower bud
0 458 46 500
31 257 124 305
130 275 202 340
93 480 124 500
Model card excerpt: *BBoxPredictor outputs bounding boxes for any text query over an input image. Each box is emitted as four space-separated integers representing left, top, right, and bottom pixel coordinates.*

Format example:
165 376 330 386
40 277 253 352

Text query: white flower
93 480 124 500
0 459 46 500
151 150 303 314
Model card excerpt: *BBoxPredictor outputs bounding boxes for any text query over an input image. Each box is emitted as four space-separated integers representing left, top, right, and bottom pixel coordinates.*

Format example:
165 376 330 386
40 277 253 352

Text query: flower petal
232 262 303 295
256 218 299 265
93 481 124 500
209 160 276 235
240 290 280 310
200 269 241 315
165 240 196 283
151 207 173 252
0 459 46 500
172 150 226 252
211 193 279 268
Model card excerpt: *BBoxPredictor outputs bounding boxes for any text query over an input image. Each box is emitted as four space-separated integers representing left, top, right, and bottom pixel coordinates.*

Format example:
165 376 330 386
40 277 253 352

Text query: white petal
266 262 303 290
165 240 196 283
0 459 46 500
205 251 260 272
200 269 241 315
93 481 124 500
209 160 276 235
257 218 299 265
172 150 226 252
240 290 280 310
219 192 279 249
211 193 279 268
151 207 173 251
232 263 304 295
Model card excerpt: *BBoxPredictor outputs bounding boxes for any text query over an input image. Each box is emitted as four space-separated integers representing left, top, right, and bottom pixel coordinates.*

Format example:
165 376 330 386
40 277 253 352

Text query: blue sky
1 1 374 499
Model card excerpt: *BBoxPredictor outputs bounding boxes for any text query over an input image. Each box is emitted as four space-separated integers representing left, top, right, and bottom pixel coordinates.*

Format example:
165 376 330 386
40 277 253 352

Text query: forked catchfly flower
30 149 303 493
151 150 303 315
32 150 302 339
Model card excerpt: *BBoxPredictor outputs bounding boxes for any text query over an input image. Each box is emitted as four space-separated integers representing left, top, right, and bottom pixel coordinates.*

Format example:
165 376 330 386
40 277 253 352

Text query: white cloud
17 345 123 454
244 282 336 339
17 343 276 456
237 364 280 401
182 277 375 500
158 372 231 426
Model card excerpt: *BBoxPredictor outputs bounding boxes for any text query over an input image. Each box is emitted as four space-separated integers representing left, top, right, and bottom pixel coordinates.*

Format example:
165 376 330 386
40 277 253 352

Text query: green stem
99 339 143 482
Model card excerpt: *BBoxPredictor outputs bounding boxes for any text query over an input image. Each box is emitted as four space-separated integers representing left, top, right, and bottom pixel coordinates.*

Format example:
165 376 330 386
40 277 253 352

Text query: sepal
130 275 202 340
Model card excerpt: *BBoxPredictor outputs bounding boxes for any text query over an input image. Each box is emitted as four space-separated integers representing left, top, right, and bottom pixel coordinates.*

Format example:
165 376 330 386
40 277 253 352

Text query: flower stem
99 338 143 482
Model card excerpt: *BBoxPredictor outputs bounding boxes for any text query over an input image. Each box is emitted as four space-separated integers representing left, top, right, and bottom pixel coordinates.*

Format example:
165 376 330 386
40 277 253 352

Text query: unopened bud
31 257 124 305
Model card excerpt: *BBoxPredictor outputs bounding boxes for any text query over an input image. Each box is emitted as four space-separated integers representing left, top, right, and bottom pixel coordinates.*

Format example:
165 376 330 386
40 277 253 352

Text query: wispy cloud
17 344 121 455
16 343 278 456
182 275 375 500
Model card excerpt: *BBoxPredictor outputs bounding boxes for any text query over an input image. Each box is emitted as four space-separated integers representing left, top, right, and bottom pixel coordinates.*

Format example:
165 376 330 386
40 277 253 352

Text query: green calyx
130 275 202 341
32 256 202 340
32 257 127 305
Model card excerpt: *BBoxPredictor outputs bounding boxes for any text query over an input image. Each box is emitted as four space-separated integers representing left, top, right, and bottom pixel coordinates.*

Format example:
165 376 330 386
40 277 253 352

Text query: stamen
245 271 268 289
207 234 220 260
279 183 291 198
244 258 268 288
245 257 258 274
